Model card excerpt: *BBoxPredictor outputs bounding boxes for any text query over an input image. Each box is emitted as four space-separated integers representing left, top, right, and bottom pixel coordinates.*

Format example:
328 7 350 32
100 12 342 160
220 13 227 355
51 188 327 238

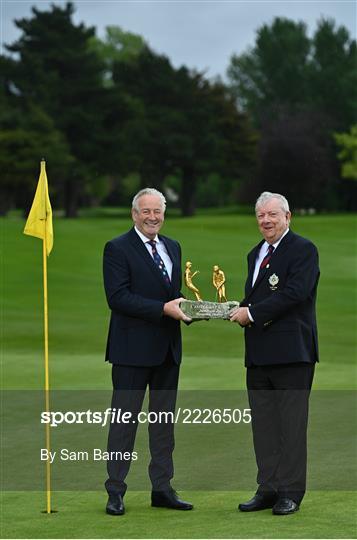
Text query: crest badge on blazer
268 273 279 290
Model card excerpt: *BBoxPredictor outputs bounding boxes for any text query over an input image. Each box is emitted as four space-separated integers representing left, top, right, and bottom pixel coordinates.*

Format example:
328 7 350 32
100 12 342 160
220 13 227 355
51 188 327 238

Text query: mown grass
1 213 356 538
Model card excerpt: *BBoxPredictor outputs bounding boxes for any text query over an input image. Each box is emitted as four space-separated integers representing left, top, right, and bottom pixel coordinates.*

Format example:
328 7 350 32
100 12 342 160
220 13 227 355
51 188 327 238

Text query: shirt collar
134 226 159 244
262 228 290 252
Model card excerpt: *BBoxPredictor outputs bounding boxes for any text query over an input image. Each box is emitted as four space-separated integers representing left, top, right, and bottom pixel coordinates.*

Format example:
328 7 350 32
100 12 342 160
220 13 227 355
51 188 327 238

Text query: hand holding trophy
180 261 239 320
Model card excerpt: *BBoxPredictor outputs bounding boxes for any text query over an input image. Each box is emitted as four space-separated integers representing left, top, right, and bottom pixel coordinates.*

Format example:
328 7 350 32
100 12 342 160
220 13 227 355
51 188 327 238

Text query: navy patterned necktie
147 240 171 284
260 244 274 270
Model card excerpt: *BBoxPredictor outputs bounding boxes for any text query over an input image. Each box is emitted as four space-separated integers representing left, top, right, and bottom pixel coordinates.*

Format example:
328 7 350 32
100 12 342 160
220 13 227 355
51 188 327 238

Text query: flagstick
42 235 52 514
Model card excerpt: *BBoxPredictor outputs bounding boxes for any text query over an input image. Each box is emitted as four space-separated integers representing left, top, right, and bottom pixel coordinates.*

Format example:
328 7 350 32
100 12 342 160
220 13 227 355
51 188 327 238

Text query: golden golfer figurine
212 265 227 302
181 262 239 319
184 261 202 301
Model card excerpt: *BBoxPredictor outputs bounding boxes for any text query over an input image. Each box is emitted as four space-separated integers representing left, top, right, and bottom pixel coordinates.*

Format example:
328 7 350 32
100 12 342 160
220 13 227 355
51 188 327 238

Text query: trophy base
180 300 240 320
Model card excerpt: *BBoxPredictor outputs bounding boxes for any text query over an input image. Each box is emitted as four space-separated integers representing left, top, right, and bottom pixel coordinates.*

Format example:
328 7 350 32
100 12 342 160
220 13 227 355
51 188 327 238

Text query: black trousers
105 353 180 496
246 362 315 504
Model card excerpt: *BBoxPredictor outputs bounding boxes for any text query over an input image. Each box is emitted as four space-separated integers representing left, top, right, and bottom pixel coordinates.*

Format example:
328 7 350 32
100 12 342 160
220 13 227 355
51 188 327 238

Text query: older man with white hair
103 188 193 515
231 191 320 515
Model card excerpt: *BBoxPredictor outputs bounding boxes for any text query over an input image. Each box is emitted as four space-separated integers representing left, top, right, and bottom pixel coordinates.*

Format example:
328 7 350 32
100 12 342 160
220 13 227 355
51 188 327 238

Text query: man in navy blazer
230 191 319 515
103 188 193 515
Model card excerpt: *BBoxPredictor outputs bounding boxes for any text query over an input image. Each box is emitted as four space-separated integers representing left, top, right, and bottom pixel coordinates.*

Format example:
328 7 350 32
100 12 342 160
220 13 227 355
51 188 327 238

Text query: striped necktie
147 240 171 284
260 244 274 270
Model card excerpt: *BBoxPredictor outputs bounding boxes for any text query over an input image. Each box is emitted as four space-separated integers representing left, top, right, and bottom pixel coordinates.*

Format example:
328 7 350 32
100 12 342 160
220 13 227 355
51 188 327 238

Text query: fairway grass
1 213 356 538
1 491 356 539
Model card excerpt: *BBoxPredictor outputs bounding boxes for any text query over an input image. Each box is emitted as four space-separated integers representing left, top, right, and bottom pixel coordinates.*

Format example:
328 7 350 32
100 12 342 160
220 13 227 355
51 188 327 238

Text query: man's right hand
163 298 191 322
230 306 251 326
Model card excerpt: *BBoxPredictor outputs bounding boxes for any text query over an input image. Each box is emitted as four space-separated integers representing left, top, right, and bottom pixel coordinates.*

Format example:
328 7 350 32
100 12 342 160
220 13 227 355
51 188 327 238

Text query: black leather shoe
151 489 193 510
238 493 278 512
273 498 299 515
106 495 125 515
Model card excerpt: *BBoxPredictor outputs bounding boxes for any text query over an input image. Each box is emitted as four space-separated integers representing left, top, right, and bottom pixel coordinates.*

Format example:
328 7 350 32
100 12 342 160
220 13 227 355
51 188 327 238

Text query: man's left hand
230 307 251 326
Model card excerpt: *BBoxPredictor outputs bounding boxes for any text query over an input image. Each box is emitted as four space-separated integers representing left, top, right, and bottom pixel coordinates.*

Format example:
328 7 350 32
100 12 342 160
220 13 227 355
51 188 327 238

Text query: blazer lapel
272 229 294 256
248 267 267 295
245 241 263 296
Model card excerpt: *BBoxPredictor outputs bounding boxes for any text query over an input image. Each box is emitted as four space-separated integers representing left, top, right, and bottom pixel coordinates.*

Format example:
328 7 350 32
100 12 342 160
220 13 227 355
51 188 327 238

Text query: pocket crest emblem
268 273 279 290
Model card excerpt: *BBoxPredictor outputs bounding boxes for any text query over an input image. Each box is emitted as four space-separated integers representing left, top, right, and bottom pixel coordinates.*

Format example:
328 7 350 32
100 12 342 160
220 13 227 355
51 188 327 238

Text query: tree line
1 2 356 217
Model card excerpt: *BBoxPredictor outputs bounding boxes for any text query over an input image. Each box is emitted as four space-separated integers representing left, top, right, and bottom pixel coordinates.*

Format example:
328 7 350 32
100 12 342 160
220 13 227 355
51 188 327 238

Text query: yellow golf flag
24 160 54 512
24 160 53 255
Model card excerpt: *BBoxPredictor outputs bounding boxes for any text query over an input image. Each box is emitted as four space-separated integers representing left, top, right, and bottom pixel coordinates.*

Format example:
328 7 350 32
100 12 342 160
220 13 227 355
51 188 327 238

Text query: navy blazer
240 230 320 367
103 227 182 366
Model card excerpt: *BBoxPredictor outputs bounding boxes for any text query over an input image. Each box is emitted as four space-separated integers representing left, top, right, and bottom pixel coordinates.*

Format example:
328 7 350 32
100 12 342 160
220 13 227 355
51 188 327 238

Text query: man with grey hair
230 191 319 515
103 187 193 515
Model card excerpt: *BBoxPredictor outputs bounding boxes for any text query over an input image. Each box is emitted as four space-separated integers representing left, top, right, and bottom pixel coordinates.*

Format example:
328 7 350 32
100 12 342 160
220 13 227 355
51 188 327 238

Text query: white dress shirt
134 226 173 279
